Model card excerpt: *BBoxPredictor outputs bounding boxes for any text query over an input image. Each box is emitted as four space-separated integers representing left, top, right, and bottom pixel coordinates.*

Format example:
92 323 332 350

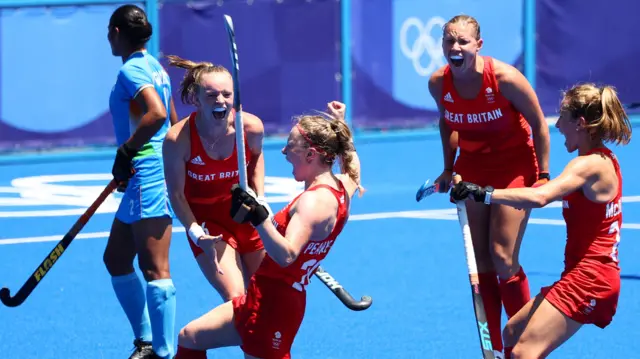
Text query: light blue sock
147 279 177 359
111 272 152 342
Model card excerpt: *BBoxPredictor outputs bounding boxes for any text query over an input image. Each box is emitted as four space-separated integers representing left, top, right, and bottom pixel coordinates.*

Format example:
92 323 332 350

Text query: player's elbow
167 187 187 208
273 251 298 268
150 107 168 123
530 192 550 208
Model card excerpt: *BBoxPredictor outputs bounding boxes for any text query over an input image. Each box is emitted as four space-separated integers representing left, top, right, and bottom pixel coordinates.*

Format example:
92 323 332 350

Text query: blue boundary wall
1 0 160 59
0 0 537 127
0 0 638 163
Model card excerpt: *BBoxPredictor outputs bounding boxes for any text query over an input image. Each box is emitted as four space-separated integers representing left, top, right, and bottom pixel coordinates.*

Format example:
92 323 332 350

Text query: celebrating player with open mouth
451 83 631 358
174 101 364 359
162 55 267 303
428 14 551 353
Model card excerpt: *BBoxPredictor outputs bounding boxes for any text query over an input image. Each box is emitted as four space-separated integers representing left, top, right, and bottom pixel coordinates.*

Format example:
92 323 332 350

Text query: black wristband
121 142 138 159
538 172 550 181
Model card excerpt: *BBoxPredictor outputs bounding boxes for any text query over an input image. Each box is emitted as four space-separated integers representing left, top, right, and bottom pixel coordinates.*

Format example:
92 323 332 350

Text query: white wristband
256 195 273 217
188 223 206 244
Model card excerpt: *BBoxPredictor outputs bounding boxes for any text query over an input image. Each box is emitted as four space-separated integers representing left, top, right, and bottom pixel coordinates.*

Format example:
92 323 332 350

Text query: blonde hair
561 83 632 145
295 113 364 194
165 55 231 105
443 14 481 40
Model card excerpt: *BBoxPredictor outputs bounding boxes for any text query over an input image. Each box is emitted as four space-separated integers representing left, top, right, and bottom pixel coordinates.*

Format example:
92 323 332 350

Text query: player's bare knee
475 254 496 273
490 248 518 278
178 325 198 348
140 267 171 282
502 322 516 347
510 344 537 359
103 249 133 276
220 286 245 302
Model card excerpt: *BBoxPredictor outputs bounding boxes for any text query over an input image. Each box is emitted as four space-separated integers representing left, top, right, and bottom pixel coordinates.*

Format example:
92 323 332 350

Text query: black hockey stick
314 266 372 311
416 177 495 358
0 179 117 307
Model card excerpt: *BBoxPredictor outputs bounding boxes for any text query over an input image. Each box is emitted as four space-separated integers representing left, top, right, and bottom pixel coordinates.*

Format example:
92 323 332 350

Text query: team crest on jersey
485 87 495 104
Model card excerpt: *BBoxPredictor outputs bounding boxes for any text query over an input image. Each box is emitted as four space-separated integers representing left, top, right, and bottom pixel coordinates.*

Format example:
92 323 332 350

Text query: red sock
175 345 207 359
504 346 513 359
499 266 531 318
478 271 503 352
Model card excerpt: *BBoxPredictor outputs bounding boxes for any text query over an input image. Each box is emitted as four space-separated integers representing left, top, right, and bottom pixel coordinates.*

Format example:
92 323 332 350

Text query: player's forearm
532 123 551 174
491 187 549 208
248 152 265 196
126 110 167 149
169 98 179 126
168 192 199 229
255 221 297 267
439 118 457 170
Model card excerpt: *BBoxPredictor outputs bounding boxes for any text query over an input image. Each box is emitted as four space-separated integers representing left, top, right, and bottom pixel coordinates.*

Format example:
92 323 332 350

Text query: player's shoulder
491 58 525 85
165 116 190 144
242 111 265 136
566 153 608 179
296 188 338 221
429 65 447 87
428 65 448 97
120 56 146 72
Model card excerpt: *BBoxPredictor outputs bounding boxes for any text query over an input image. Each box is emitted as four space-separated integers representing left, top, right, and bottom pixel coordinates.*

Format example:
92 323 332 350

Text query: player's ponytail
598 86 632 145
330 118 364 195
561 83 632 145
165 55 231 106
296 114 364 196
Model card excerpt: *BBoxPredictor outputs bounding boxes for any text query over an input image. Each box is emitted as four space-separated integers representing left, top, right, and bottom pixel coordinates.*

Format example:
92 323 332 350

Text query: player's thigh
503 294 545 347
179 300 242 350
513 298 583 358
489 204 530 265
104 217 137 275
464 200 492 270
241 249 266 280
132 216 173 279
196 240 246 301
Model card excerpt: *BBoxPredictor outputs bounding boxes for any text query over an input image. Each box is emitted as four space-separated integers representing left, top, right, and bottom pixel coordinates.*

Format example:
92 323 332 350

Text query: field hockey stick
314 266 372 311
416 176 495 358
0 179 117 307
223 14 248 191
222 15 369 311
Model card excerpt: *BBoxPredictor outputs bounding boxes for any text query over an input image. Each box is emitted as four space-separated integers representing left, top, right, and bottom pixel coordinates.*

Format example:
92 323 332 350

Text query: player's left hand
532 171 550 188
230 184 272 226
197 234 224 275
112 143 138 192
327 101 346 121
450 181 489 203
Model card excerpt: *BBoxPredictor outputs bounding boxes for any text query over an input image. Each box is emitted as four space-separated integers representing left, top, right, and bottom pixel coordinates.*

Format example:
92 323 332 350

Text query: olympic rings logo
399 16 447 76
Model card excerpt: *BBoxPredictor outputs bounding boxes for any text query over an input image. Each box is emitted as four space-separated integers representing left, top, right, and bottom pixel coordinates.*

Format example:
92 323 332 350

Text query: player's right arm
429 68 457 192
119 65 168 150
255 190 337 267
456 155 608 209
168 97 179 126
162 120 202 237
